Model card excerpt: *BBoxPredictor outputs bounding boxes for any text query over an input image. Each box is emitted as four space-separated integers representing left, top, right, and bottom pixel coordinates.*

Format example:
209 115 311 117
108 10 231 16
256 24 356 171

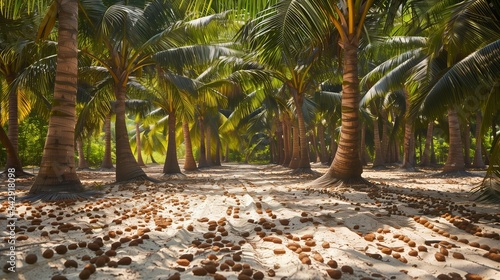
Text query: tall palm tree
28 0 88 200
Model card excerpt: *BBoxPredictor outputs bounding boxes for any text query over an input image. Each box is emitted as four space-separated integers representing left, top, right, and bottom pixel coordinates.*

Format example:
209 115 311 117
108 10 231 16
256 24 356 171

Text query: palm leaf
472 133 500 204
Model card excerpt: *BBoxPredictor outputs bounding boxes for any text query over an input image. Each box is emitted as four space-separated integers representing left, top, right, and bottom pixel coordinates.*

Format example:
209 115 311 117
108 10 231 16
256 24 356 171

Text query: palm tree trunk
275 117 284 164
4 75 25 176
373 116 385 167
101 113 114 169
463 120 471 167
224 142 229 162
205 125 213 166
29 0 83 195
76 138 89 169
359 122 370 166
114 84 147 181
443 108 465 173
472 112 485 168
318 122 328 164
182 119 197 171
315 36 363 184
402 90 415 169
214 134 222 166
198 116 209 168
311 129 320 163
288 123 301 169
282 114 291 166
421 121 434 167
135 122 145 166
163 110 181 174
293 93 311 170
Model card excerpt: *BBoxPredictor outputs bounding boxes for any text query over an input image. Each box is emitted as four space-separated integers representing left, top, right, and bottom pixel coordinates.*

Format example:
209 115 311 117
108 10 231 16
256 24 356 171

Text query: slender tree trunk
101 113 114 169
135 122 145 166
311 130 320 163
198 116 209 168
163 111 181 174
472 112 485 168
373 116 385 167
214 134 222 166
224 142 229 162
402 90 415 169
275 117 284 164
114 84 147 181
29 0 84 195
282 114 291 167
288 123 301 169
5 75 25 175
443 108 465 173
463 120 471 167
318 122 328 164
293 92 311 169
182 119 197 171
206 125 213 166
76 138 89 169
359 122 370 166
421 121 434 166
318 36 363 182
381 110 390 164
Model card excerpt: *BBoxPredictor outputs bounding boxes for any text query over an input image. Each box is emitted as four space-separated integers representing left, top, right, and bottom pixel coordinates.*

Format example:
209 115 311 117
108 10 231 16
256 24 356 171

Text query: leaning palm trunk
163 110 181 174
443 108 465 173
114 84 148 182
182 119 198 171
28 0 86 199
313 37 365 186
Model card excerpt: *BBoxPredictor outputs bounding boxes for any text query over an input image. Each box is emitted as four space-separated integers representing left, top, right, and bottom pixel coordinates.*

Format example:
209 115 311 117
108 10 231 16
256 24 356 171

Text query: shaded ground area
1 163 499 280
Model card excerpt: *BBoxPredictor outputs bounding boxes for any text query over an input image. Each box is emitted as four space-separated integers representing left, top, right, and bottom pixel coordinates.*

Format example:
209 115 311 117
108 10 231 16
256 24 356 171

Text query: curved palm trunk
101 113 114 169
198 116 209 168
472 112 485 168
443 108 465 173
315 36 363 184
29 0 84 195
114 84 147 181
76 138 89 169
135 122 145 166
182 119 197 171
421 121 434 167
163 110 181 174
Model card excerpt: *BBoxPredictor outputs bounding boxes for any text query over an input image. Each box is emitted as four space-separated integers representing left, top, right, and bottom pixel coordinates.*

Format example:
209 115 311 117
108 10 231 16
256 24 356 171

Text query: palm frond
472 133 500 204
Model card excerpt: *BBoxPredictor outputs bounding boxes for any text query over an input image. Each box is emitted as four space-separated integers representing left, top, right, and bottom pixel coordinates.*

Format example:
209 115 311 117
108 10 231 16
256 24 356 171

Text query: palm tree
28 0 88 200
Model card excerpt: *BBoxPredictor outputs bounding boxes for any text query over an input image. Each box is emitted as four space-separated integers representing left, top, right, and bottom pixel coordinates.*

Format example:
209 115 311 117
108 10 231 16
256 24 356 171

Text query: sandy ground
1 163 499 280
